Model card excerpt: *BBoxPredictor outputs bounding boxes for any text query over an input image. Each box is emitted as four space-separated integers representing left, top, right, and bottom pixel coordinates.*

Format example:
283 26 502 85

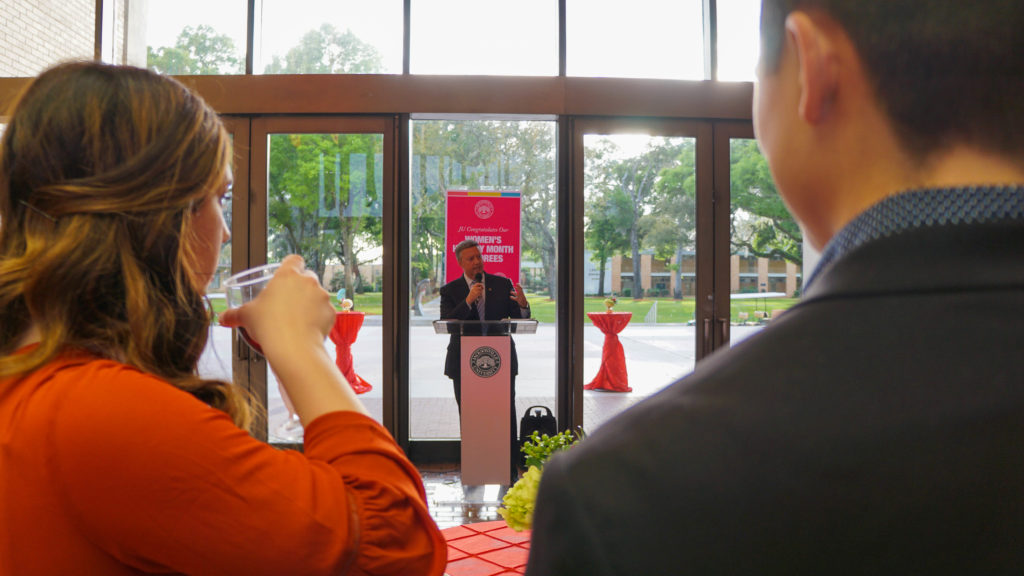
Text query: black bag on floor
519 405 557 467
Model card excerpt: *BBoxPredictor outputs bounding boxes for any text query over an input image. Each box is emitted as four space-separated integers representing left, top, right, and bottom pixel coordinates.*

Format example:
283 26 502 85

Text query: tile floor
413 388 646 530
419 462 511 529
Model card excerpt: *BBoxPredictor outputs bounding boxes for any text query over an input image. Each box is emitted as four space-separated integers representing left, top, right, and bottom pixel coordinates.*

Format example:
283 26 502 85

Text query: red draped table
443 520 531 575
328 311 372 394
584 311 632 392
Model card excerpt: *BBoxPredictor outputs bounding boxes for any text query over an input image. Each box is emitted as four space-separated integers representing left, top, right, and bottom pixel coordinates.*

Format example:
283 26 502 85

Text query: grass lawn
208 291 383 324
521 294 799 324
729 296 800 323
208 290 798 326
526 296 674 324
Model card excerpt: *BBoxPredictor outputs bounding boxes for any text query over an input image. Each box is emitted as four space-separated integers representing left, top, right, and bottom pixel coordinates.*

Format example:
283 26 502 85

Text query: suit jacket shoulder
527 222 1024 575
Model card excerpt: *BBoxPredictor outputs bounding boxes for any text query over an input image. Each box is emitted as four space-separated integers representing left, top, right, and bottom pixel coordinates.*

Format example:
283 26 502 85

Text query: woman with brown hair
0 61 445 575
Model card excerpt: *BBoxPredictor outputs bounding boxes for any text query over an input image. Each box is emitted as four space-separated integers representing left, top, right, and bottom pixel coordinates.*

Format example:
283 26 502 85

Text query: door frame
713 121 757 351
239 115 399 443
566 117 715 431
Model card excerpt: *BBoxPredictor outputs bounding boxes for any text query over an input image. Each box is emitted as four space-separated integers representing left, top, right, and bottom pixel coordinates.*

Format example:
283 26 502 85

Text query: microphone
473 273 482 283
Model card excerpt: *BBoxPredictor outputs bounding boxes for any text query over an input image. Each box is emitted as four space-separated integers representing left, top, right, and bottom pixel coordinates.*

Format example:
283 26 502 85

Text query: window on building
143 0 248 74
567 0 705 80
410 0 557 75
257 0 403 74
4 1 760 83
716 0 761 81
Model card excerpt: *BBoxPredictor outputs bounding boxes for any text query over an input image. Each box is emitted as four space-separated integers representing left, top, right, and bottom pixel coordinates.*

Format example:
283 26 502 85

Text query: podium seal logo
474 199 495 220
470 346 501 378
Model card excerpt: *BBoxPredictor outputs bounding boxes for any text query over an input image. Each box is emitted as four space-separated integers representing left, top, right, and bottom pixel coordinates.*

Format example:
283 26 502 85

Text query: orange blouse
0 352 445 575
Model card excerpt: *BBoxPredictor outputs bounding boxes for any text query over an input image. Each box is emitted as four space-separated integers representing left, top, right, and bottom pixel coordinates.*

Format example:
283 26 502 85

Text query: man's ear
785 11 839 125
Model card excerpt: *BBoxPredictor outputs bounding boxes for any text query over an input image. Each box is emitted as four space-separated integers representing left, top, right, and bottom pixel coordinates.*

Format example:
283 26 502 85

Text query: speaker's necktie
476 283 486 334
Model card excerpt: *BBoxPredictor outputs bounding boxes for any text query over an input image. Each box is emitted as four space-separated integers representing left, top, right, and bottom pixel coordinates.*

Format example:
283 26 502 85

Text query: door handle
703 318 712 354
716 317 729 345
704 317 729 352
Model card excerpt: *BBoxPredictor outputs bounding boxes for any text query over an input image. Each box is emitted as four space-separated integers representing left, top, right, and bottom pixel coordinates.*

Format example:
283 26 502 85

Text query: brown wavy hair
0 61 251 430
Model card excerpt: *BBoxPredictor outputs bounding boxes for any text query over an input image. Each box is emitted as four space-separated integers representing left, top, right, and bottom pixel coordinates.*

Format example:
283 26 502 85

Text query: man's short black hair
759 0 1024 164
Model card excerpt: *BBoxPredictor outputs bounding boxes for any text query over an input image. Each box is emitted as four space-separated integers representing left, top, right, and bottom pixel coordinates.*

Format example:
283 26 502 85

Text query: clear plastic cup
223 262 282 354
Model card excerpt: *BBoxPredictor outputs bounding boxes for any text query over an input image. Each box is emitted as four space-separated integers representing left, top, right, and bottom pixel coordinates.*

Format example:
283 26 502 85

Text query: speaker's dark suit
439 272 529 399
527 209 1024 574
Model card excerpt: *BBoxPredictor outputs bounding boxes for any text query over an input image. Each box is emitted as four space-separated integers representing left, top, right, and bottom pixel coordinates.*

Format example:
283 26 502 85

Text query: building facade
606 252 801 298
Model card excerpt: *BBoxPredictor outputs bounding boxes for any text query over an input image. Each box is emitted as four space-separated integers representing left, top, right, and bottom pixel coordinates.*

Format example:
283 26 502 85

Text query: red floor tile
445 556 508 576
490 528 532 545
449 533 514 556
446 546 469 562
443 524 476 540
443 521 532 575
479 545 529 568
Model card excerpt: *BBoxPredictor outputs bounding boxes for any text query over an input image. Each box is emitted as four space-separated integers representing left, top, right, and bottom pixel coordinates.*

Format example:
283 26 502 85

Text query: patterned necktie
476 283 485 321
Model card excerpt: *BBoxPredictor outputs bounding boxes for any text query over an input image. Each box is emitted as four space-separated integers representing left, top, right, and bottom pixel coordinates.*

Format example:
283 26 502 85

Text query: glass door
200 116 249 404
571 118 714 434
714 122 803 348
249 116 396 444
406 117 559 449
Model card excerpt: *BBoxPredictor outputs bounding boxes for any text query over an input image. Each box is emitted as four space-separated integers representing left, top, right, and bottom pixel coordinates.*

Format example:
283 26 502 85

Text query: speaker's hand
466 281 484 305
511 283 529 308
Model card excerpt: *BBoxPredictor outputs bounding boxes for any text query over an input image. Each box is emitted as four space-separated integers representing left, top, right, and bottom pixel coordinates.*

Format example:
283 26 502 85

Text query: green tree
585 189 632 296
263 23 382 74
583 141 631 297
729 139 802 265
646 139 697 299
408 122 452 310
604 141 683 300
268 133 382 299
147 25 243 75
504 123 558 298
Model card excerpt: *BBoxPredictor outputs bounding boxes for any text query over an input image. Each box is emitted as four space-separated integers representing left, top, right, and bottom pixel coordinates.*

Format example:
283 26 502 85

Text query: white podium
434 319 538 485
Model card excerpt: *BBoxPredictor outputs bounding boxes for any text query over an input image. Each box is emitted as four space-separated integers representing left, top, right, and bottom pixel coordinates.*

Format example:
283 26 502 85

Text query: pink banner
445 191 521 284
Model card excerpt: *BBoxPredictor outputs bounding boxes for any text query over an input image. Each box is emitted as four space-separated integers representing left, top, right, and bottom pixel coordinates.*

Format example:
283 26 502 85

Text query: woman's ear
785 11 840 125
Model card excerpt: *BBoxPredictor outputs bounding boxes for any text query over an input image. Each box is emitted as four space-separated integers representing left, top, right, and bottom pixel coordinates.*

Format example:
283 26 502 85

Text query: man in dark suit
440 239 530 478
527 1 1024 574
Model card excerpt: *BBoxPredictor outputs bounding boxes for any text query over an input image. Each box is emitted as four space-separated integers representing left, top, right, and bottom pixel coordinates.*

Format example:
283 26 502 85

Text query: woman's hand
220 255 334 354
220 255 368 423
